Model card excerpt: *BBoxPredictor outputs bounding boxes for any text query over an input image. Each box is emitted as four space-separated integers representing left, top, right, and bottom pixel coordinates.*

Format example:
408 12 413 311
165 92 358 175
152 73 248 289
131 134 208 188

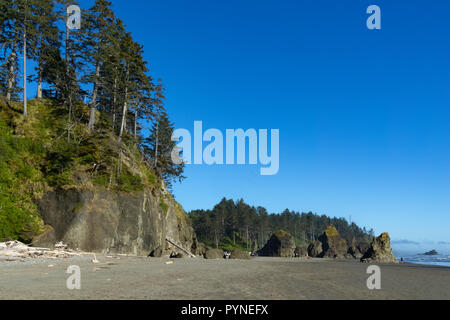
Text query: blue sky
42 1 450 248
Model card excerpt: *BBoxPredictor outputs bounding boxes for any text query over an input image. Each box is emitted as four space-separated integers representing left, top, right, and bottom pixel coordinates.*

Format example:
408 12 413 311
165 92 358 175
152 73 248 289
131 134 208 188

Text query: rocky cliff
361 232 398 263
32 186 201 257
258 230 296 258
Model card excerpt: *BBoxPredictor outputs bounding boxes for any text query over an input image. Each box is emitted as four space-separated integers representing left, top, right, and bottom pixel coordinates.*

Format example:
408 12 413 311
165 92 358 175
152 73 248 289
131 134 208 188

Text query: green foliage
0 0 182 240
0 121 43 241
93 174 109 187
0 98 163 241
189 198 373 251
72 204 83 213
217 236 246 252
115 171 144 192
141 107 185 190
160 199 169 216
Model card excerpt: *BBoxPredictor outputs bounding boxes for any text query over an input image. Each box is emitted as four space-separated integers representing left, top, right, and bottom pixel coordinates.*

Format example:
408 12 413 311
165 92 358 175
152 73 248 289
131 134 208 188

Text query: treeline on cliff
189 198 374 252
0 1 183 241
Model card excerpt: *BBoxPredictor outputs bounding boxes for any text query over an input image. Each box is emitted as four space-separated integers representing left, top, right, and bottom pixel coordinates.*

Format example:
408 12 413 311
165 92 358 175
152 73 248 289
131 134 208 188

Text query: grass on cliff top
0 98 160 241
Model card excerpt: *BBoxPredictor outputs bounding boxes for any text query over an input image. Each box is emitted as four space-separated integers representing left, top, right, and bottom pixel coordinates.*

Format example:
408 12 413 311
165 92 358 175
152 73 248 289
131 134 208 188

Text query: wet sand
0 256 449 300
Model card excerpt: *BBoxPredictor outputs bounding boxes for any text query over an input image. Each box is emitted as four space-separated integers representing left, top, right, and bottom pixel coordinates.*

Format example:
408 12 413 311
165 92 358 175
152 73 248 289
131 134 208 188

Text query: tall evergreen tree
30 0 60 99
83 0 115 131
142 110 185 189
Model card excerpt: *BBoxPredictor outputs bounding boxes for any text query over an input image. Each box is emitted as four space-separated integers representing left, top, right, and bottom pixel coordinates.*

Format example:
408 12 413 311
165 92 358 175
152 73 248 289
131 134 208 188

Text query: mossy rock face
308 241 323 257
258 230 296 258
229 249 251 260
295 246 308 257
204 247 224 259
361 232 398 264
318 225 348 259
324 225 340 238
347 238 363 259
273 230 292 239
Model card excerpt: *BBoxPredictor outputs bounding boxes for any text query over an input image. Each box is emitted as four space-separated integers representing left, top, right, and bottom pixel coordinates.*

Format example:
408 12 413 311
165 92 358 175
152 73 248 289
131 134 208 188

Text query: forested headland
189 198 375 252
0 0 183 241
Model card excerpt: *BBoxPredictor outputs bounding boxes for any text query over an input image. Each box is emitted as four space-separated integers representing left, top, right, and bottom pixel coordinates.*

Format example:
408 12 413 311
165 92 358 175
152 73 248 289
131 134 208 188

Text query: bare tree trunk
23 25 27 117
118 68 129 143
88 62 100 131
65 23 69 71
37 64 43 98
134 110 137 140
246 226 249 251
112 75 117 129
119 95 127 142
65 21 72 142
215 228 218 249
6 41 18 101
154 111 159 169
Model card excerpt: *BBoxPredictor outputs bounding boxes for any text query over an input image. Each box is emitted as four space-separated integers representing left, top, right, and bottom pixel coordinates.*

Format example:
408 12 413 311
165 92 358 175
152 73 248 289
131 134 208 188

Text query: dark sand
0 256 449 300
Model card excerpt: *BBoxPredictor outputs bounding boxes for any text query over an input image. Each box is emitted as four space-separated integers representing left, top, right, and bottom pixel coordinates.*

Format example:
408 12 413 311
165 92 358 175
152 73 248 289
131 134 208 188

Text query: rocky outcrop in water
258 230 296 258
33 187 200 257
361 232 398 263
421 250 439 256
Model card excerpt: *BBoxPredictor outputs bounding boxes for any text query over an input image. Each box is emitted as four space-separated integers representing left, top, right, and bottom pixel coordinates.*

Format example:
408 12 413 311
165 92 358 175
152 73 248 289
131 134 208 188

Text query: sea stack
361 232 398 263
258 230 297 258
318 225 348 259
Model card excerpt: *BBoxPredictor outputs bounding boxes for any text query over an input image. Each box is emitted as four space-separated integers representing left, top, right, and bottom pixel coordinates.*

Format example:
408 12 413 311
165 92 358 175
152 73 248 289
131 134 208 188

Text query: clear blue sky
72 1 449 247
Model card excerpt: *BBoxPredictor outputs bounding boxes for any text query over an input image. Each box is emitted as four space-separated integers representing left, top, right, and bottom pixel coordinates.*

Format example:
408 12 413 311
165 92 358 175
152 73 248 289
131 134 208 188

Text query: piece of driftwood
165 237 196 258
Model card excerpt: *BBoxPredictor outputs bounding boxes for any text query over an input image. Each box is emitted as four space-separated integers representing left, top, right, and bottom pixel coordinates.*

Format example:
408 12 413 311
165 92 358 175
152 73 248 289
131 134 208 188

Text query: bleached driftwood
0 241 82 260
165 237 196 258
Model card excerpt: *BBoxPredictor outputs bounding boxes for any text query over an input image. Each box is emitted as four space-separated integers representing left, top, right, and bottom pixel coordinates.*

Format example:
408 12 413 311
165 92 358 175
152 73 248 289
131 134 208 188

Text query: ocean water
394 253 450 268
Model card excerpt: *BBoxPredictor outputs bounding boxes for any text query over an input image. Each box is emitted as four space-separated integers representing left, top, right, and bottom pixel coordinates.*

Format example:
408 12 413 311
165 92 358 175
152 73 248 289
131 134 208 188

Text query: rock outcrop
357 241 370 256
229 249 251 260
308 241 323 257
347 238 370 259
295 246 308 257
318 226 348 259
361 232 398 263
421 250 439 256
258 230 296 258
204 248 224 259
33 187 200 257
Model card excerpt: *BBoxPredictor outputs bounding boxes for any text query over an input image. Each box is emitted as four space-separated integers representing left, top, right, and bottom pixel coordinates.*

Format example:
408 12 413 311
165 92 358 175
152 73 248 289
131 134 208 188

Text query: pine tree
83 0 115 131
117 31 151 142
55 0 83 140
30 0 59 99
97 18 124 131
2 0 22 102
142 110 185 189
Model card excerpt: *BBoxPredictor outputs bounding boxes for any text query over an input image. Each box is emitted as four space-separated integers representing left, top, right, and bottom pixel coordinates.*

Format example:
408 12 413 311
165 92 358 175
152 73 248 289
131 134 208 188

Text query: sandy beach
0 256 449 300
